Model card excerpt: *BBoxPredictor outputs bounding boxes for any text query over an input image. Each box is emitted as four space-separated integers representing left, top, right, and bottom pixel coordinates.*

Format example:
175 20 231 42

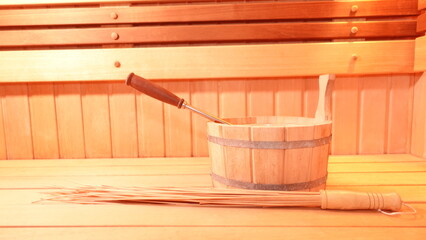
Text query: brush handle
320 190 402 211
126 73 185 108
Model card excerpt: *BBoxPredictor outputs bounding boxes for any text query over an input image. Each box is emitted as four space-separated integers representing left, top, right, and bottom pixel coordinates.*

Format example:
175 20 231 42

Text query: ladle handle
126 73 185 108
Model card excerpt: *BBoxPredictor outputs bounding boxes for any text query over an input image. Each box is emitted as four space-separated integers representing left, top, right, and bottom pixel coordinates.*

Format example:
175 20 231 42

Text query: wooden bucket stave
207 116 332 192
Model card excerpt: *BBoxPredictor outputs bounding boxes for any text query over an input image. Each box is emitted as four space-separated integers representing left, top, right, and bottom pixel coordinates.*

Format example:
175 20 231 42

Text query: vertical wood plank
163 81 191 157
190 80 218 157
251 127 285 184
54 83 85 158
0 88 7 159
247 79 275 116
387 74 412 153
358 76 389 154
411 73 426 157
218 79 246 118
28 83 59 159
207 123 227 188
310 124 331 191
222 125 252 183
303 77 319 118
284 125 314 191
109 82 138 158
81 83 112 158
136 84 165 157
275 79 304 117
0 84 33 159
331 77 359 155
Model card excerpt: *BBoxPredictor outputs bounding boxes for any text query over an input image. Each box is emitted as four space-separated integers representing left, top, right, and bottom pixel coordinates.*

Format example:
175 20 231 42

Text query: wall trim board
0 40 415 83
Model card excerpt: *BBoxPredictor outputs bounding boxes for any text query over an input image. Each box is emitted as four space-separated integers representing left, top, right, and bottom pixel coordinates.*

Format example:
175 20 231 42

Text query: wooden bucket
207 74 334 192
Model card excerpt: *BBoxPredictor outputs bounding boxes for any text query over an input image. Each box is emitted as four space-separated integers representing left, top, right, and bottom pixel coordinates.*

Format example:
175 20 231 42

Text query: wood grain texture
54 83 86 158
275 79 304 117
163 81 191 157
284 125 315 190
136 87 165 157
417 12 426 32
0 91 7 159
246 79 275 116
191 80 218 157
415 36 426 72
0 41 415 82
420 0 426 10
0 21 418 47
1 227 426 240
81 83 112 158
218 80 246 118
387 75 413 153
411 73 426 158
358 76 389 154
222 125 252 183
331 77 360 155
0 84 33 159
251 127 285 185
28 83 59 159
108 83 138 158
0 0 418 25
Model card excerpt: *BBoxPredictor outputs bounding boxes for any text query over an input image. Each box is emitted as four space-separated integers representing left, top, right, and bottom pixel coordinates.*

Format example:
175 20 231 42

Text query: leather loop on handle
320 190 402 212
126 73 185 108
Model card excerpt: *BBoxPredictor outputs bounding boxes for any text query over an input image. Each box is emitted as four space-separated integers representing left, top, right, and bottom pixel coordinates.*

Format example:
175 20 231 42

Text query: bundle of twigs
40 185 414 215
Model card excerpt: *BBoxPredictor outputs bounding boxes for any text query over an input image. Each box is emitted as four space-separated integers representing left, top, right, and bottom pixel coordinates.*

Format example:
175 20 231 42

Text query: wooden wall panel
81 83 112 158
163 81 191 157
358 76 389 154
387 75 413 153
28 83 59 159
332 77 360 155
0 84 33 159
218 80 246 118
54 83 86 158
191 80 218 157
0 74 417 159
0 94 7 159
109 83 138 158
275 79 304 117
411 73 426 158
136 89 165 157
246 80 275 116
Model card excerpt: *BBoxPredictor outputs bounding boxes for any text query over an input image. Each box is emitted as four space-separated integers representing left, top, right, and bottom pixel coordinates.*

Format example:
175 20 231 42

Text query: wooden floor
0 154 425 239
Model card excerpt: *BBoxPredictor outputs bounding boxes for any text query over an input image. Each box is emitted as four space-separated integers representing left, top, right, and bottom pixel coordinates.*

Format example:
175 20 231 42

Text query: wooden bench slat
0 0 418 26
1 227 426 240
0 203 424 227
0 41 415 82
0 21 418 47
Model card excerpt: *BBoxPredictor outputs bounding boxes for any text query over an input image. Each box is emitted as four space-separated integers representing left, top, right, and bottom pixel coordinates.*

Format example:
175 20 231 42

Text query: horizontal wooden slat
1 227 426 240
420 0 426 10
0 40 415 82
417 13 426 32
0 21 417 47
415 36 426 71
0 203 424 227
0 154 421 168
0 161 425 177
0 0 418 26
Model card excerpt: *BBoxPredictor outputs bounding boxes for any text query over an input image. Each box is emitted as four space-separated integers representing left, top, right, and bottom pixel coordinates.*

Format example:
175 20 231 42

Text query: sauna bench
0 154 425 239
